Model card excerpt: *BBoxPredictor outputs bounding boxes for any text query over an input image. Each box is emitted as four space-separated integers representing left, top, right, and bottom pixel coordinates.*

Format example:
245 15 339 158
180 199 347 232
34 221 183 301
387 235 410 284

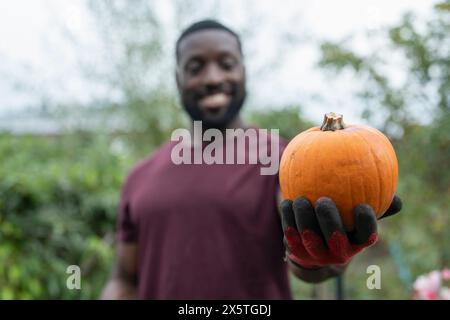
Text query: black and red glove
280 196 402 269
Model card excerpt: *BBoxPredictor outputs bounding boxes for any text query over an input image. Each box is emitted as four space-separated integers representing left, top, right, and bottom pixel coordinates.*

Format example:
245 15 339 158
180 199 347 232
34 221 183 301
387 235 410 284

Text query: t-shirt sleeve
116 174 138 243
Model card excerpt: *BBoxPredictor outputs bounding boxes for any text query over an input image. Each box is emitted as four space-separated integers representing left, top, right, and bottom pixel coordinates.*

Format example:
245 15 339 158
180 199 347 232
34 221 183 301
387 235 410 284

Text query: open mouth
198 93 231 115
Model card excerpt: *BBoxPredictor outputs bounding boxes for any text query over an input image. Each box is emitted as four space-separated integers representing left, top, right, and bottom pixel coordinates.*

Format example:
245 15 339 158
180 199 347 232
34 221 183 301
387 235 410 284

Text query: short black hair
175 19 242 62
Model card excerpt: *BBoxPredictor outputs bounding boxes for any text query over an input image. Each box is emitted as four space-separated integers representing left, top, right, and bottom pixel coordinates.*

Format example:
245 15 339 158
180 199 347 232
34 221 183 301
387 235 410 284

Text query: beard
182 84 246 130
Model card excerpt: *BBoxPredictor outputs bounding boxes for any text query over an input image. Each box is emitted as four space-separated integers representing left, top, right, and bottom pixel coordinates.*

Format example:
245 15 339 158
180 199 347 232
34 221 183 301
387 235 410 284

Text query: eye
220 56 237 71
185 59 203 76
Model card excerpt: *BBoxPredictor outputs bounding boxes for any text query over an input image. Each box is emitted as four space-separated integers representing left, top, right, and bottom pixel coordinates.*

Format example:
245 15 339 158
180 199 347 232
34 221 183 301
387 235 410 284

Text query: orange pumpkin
279 112 398 231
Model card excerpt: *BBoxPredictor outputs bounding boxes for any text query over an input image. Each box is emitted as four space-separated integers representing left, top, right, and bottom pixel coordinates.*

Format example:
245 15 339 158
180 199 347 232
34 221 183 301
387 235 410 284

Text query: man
101 20 402 299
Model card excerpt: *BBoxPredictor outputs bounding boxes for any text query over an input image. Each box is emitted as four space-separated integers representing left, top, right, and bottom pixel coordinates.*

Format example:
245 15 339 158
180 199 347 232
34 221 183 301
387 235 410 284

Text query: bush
0 132 134 299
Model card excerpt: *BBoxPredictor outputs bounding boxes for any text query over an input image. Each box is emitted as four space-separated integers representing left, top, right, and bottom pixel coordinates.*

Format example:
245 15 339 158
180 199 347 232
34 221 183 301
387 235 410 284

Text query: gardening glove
280 195 402 269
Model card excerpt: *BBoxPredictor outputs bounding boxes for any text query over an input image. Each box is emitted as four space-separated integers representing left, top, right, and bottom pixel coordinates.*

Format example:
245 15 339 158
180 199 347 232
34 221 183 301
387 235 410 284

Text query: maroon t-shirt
116 129 291 299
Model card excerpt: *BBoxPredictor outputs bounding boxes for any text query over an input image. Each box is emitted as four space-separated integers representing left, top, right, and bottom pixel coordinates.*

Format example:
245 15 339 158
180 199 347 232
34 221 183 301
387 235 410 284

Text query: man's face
176 29 246 129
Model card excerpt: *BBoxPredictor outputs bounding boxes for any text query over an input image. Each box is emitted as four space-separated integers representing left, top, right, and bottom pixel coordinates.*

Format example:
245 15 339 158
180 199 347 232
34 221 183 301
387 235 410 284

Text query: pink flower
413 268 450 300
442 268 450 281
413 271 442 300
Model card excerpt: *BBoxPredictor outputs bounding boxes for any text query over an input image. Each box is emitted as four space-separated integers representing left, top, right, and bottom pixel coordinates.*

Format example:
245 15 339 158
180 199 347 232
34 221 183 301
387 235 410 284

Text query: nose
202 63 225 87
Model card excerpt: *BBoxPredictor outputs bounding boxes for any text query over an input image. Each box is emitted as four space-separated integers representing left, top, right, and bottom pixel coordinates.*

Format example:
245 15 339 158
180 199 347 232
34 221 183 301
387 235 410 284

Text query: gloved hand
280 196 402 269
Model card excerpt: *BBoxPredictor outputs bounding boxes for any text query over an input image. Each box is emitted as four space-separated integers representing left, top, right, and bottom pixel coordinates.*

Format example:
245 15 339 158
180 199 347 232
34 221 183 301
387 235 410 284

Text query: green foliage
0 133 134 299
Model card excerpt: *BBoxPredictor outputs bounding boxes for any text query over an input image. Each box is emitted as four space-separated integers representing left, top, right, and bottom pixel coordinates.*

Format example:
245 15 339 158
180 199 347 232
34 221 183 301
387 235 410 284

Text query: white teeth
199 93 229 109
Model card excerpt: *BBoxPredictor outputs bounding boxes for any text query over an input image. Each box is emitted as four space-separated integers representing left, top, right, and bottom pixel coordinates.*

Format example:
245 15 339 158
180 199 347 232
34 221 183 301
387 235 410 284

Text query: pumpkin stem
320 112 346 131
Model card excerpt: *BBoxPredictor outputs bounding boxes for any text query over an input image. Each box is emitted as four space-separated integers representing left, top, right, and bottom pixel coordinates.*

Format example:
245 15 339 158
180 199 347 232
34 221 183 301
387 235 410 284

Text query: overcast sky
0 0 435 126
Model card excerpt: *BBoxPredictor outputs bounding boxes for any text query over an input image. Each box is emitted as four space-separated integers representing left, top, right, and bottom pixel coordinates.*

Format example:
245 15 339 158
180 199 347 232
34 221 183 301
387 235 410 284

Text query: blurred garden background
0 0 449 299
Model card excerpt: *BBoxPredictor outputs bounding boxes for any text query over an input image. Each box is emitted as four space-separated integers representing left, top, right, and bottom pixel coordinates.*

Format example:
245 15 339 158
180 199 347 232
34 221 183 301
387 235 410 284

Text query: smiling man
101 20 402 300
176 21 246 130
